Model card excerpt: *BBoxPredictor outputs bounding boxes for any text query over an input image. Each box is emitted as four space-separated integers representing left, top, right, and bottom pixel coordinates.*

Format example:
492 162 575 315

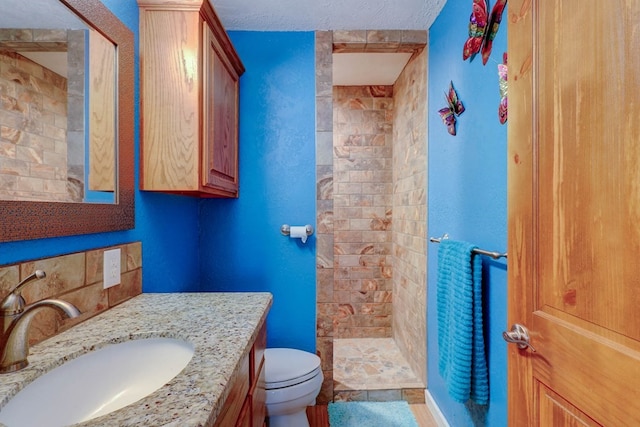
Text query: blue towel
436 240 489 405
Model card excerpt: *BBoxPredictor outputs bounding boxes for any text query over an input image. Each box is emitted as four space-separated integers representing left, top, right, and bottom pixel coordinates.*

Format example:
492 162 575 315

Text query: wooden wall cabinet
214 322 267 427
137 0 244 198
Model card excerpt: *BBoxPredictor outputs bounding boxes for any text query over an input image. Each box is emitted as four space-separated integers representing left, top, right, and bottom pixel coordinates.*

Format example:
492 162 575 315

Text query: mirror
0 10 117 204
0 0 134 241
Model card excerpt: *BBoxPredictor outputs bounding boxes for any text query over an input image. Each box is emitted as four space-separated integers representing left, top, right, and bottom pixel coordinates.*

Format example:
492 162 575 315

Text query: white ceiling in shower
333 52 413 86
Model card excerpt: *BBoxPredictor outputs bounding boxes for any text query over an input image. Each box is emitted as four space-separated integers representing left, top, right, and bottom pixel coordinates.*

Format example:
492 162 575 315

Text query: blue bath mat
328 401 419 427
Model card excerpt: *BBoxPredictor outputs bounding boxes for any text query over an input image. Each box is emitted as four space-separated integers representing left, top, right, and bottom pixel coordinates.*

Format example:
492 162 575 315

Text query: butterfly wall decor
438 81 465 136
498 52 508 124
462 0 507 65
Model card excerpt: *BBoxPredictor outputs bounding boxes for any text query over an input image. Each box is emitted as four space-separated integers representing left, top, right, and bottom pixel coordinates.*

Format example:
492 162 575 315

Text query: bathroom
0 0 508 426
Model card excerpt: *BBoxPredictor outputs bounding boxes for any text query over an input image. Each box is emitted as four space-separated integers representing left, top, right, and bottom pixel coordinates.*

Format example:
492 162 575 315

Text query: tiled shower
315 30 428 403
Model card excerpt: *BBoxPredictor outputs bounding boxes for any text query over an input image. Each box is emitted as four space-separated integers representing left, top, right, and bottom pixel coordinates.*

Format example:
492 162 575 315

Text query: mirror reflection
0 0 116 204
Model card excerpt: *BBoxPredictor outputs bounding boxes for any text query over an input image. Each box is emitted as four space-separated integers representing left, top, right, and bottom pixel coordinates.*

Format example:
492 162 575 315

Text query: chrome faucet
0 270 81 373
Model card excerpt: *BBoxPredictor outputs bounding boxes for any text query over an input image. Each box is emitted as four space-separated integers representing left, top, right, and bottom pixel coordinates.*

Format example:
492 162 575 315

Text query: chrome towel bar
429 234 507 260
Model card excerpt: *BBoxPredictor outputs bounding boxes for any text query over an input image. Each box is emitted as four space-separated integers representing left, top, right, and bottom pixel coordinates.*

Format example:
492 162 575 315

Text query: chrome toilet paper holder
280 224 314 236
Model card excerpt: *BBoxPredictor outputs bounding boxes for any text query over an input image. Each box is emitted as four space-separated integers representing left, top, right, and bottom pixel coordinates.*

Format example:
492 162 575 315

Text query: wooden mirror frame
0 0 134 242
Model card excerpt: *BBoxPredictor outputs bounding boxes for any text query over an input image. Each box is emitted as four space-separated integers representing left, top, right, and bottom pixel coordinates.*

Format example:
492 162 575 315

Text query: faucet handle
1 270 46 316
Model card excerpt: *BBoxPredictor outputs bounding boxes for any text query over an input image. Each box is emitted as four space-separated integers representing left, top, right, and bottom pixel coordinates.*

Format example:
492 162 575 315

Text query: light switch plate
103 249 121 289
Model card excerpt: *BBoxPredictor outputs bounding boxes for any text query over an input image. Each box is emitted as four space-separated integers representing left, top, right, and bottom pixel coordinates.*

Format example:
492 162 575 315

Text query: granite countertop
0 292 272 426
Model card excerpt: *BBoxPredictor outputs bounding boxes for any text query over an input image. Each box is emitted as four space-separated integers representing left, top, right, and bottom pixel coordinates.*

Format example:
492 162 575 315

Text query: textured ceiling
209 0 447 31
210 0 447 85
1 0 87 29
4 0 446 31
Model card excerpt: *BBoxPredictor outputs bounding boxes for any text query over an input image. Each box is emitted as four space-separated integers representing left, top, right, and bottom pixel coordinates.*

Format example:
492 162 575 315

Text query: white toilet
264 348 323 427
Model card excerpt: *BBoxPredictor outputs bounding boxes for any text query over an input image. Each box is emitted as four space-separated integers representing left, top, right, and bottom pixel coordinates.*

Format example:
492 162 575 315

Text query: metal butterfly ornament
438 81 465 136
498 52 508 124
462 0 507 65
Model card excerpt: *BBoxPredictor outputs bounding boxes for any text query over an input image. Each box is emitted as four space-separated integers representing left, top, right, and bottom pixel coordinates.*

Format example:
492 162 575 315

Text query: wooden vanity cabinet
251 322 267 427
214 322 267 427
137 0 244 198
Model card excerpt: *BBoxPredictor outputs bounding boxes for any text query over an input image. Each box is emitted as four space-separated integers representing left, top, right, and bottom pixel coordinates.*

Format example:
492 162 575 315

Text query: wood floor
307 403 439 427
307 405 330 427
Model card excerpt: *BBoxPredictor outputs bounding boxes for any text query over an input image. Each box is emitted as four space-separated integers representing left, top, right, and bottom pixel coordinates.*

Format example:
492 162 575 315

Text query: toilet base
268 410 310 427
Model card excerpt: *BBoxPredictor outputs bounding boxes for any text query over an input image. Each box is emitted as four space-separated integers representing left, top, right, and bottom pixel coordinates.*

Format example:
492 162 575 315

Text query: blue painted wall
427 2 508 426
0 0 201 292
198 32 317 353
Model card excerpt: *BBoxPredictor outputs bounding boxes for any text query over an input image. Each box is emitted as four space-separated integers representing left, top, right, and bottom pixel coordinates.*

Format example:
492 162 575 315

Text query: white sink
0 337 194 427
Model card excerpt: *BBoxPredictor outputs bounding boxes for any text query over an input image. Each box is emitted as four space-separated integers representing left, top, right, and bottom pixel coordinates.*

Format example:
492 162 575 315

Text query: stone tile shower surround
0 242 142 346
0 29 86 202
315 30 427 404
0 49 69 201
390 47 428 386
332 84 394 339
315 30 335 404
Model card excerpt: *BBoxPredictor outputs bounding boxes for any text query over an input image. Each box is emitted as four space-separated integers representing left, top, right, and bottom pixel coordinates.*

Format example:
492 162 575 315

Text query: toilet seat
265 348 321 389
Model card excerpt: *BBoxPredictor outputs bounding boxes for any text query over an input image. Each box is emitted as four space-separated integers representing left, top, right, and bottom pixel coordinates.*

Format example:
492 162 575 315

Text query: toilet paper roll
289 226 308 243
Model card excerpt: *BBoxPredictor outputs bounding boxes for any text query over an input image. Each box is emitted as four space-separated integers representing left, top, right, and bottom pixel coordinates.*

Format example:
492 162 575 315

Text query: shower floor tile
333 338 424 392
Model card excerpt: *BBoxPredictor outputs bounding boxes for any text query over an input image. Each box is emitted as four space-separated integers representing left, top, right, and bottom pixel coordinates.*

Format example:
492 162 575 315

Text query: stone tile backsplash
0 242 142 345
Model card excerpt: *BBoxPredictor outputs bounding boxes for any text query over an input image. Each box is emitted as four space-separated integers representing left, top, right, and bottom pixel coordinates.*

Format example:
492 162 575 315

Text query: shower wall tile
315 31 335 404
316 131 334 166
368 389 402 401
334 390 368 402
391 47 428 385
332 85 393 339
316 234 334 269
315 31 333 99
317 97 333 132
401 31 428 44
317 302 336 337
333 30 426 53
0 31 89 203
333 30 366 44
317 166 334 201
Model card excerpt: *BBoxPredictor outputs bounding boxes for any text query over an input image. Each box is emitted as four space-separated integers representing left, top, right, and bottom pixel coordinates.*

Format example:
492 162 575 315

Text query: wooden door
508 0 640 425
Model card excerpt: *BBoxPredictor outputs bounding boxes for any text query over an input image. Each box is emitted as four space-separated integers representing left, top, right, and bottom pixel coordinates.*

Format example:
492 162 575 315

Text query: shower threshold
333 338 425 403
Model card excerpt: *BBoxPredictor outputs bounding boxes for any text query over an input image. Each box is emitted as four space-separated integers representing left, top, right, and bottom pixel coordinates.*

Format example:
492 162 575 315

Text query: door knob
503 323 536 352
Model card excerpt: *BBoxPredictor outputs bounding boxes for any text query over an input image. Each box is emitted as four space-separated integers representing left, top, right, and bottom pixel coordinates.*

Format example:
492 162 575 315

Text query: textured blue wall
0 0 201 292
427 2 508 426
198 32 317 353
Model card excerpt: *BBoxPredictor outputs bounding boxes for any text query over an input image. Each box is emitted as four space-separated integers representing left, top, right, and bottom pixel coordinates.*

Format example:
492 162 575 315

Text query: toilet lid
264 348 321 389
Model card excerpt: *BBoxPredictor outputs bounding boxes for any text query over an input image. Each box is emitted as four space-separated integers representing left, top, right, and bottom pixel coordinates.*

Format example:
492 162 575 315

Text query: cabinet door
236 397 252 427
213 352 250 427
203 23 239 197
251 323 267 427
252 365 266 427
